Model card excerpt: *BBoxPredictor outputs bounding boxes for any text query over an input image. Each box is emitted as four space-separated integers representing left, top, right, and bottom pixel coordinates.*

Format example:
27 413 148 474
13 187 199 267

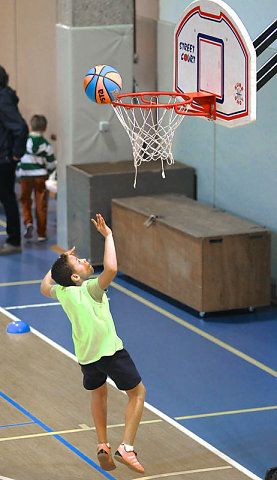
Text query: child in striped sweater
17 115 56 242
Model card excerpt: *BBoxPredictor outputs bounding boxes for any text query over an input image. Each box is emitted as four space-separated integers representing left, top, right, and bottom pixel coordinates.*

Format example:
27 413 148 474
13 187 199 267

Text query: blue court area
0 197 276 480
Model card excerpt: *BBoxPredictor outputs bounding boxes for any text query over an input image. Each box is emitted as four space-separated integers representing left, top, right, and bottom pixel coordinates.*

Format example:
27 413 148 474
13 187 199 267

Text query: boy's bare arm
40 269 54 297
40 246 75 297
91 214 117 290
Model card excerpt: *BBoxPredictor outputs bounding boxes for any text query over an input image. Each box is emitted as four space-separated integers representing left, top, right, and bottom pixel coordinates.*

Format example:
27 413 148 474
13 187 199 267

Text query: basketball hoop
112 91 216 187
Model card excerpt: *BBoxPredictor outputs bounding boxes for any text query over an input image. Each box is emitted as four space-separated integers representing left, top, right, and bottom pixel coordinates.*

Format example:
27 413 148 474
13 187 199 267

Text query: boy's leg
90 382 108 443
20 178 33 227
114 381 146 473
34 178 47 237
124 381 145 445
91 382 116 471
0 164 21 247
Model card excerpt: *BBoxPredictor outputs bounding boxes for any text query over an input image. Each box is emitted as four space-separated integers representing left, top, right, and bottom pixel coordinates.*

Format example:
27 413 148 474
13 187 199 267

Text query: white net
112 93 190 187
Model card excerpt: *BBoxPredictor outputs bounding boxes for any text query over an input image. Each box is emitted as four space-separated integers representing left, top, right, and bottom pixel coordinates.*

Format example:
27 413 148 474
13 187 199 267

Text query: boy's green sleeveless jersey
51 278 123 364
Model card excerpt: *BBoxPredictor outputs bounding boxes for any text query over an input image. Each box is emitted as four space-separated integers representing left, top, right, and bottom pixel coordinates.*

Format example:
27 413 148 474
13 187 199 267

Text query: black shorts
80 348 141 391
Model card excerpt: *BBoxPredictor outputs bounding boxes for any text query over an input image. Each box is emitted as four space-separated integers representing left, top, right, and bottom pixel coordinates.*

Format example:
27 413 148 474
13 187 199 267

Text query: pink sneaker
97 443 116 471
114 444 144 473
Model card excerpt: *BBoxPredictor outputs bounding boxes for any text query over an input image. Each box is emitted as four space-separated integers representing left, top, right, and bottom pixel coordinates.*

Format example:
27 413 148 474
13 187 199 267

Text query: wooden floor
1 311 255 480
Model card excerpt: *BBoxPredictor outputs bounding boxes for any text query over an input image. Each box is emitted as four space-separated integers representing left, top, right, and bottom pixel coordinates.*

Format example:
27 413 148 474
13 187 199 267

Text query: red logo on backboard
234 83 244 105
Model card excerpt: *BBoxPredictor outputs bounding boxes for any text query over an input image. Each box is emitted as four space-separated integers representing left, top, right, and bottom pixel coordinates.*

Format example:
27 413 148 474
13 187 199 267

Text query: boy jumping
40 214 145 473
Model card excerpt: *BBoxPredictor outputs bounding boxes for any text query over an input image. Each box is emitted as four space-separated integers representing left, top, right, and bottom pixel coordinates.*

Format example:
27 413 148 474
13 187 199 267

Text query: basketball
84 65 122 104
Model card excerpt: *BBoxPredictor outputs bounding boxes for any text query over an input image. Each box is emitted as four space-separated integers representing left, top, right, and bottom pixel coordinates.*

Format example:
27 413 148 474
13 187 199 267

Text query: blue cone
6 320 30 334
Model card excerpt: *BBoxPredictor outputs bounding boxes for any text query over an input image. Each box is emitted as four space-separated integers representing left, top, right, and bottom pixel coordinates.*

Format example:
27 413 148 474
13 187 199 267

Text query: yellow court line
1 277 276 378
0 427 93 442
50 245 66 254
130 465 232 480
111 281 277 378
0 219 6 228
0 279 42 287
175 405 277 420
0 277 98 287
0 418 162 443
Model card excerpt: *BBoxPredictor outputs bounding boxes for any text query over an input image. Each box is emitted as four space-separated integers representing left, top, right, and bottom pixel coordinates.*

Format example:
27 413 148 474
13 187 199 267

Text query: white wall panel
56 24 133 247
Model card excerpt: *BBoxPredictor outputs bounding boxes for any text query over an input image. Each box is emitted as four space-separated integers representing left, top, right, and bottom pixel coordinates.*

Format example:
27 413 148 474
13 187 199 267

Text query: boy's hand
64 246 75 256
91 214 112 237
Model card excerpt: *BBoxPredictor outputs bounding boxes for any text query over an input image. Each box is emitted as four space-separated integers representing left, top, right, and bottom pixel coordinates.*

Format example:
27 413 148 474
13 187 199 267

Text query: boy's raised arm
91 214 117 291
40 247 75 297
40 269 54 297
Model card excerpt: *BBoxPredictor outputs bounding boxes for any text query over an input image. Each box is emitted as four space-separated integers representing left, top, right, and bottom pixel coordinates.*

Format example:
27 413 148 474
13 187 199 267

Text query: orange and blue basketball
84 65 122 104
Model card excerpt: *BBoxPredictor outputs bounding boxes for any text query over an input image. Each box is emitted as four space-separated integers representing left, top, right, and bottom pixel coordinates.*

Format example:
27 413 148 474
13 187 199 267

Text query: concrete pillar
56 0 134 248
57 0 133 27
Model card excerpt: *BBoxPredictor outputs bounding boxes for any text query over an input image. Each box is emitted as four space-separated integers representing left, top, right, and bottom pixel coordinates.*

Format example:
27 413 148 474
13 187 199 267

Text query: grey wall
159 0 277 44
157 1 277 294
56 0 134 247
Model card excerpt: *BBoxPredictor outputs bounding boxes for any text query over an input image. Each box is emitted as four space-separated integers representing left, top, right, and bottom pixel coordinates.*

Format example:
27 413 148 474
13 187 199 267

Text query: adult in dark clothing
0 66 28 255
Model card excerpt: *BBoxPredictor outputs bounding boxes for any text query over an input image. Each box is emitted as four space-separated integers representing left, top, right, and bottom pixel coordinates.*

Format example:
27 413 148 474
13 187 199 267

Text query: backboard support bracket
180 92 217 120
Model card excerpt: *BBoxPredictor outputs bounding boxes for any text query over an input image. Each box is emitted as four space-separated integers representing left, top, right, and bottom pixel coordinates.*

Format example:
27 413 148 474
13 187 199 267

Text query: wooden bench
112 194 271 314
67 161 196 264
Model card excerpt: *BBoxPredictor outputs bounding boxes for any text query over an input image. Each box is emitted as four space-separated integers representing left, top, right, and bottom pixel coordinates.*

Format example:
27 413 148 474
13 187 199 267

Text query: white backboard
174 0 256 127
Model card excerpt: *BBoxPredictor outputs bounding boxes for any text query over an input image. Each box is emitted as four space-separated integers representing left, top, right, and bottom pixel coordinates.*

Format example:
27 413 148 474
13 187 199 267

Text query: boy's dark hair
30 114 47 132
51 254 75 287
0 66 9 88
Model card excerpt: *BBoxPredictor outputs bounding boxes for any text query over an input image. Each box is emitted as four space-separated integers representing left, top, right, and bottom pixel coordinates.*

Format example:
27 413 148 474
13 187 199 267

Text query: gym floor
0 195 276 480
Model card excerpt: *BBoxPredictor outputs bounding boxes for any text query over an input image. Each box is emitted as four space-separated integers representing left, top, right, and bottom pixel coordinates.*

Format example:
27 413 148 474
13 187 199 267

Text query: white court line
6 303 60 310
0 476 17 480
142 402 262 480
4 292 277 378
0 306 263 480
130 465 232 480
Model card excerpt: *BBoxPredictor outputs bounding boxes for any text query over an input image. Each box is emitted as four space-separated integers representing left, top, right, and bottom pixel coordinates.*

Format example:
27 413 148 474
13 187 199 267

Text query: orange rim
111 91 194 108
112 91 216 119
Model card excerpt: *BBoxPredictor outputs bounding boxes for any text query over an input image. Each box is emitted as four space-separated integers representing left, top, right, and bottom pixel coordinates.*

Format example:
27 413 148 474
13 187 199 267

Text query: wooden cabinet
67 161 196 264
112 194 271 313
